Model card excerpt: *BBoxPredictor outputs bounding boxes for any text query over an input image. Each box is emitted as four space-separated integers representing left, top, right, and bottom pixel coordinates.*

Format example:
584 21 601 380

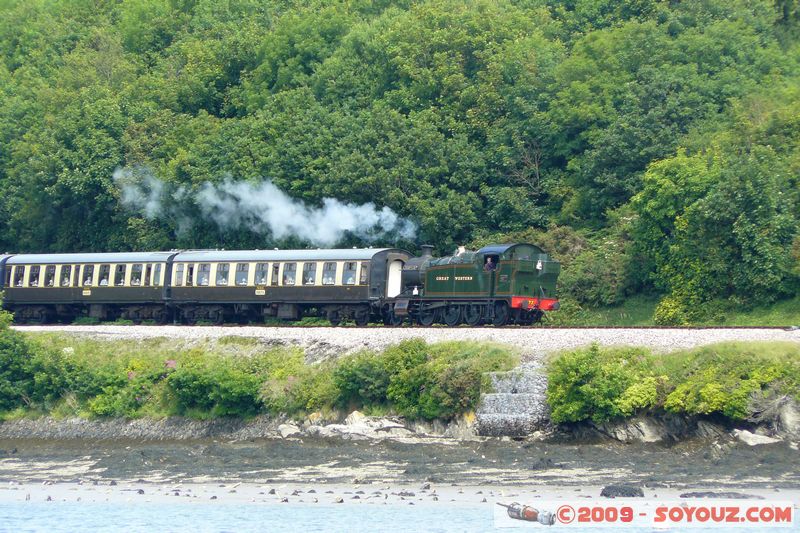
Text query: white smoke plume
113 167 417 246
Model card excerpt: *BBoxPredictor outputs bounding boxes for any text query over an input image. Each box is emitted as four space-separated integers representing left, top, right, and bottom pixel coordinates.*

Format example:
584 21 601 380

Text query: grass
548 294 800 327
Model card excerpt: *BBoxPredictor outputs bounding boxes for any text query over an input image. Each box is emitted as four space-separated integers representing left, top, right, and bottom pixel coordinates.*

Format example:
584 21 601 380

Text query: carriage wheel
212 310 225 326
443 305 463 327
492 302 510 327
354 309 370 327
464 304 483 327
326 309 342 327
153 308 169 325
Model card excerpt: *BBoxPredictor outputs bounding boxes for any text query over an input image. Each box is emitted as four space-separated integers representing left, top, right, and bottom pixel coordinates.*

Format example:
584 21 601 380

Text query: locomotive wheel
385 312 404 327
443 305 462 327
417 307 436 327
492 302 510 327
464 304 483 327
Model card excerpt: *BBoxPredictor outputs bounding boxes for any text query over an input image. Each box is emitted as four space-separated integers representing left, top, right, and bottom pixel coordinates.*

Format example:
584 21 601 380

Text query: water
0 502 792 532
2 502 490 533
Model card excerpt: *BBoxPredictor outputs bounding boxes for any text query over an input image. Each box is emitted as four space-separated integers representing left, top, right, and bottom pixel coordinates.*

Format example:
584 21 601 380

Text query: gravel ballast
13 325 800 361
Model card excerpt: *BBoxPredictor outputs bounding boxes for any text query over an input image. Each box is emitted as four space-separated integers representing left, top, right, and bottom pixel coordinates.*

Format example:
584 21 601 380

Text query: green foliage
662 343 800 419
546 342 800 424
167 355 262 417
546 344 661 424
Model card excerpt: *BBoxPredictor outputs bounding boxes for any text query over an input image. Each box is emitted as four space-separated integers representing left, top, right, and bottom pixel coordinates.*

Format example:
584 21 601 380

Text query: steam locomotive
0 243 559 326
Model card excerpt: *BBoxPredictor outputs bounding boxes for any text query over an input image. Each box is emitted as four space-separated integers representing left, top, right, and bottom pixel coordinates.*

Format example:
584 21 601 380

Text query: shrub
546 344 662 424
168 356 263 417
662 344 799 420
333 351 390 408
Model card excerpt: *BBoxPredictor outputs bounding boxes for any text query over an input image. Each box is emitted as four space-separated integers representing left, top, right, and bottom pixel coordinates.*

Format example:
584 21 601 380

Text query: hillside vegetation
0 0 798 323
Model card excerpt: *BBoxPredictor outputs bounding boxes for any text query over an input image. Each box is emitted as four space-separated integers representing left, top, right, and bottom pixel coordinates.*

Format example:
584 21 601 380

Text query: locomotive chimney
420 245 434 258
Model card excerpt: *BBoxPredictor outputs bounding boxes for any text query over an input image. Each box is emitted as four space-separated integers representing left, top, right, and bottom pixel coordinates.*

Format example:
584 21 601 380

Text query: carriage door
387 260 404 297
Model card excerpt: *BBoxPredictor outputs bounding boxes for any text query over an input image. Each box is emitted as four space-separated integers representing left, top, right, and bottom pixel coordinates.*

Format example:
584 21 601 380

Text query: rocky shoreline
1 402 798 448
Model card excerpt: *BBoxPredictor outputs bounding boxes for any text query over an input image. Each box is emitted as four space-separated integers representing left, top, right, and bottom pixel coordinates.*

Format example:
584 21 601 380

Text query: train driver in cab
484 256 497 272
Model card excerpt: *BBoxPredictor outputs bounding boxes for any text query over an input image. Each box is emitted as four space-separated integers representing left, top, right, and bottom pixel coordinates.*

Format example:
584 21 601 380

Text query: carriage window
153 264 162 286
235 263 249 286
343 262 357 285
44 265 56 287
130 264 143 286
174 264 184 286
359 262 369 285
255 263 268 285
144 264 152 286
114 264 127 286
322 262 337 285
302 263 316 285
28 265 41 287
4 266 11 288
271 264 280 285
216 263 230 286
82 265 95 286
282 263 296 286
98 265 111 286
197 263 211 286
72 265 80 287
60 265 72 287
14 266 24 287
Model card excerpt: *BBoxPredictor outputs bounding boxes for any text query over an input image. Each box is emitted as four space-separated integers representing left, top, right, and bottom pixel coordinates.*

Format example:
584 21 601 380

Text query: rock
733 429 781 446
268 488 276 495
345 411 367 425
680 492 764 500
137 489 145 495
420 483 431 490
597 417 669 443
600 485 644 498
278 423 302 439
334 497 344 503
777 400 800 439
695 420 726 439
443 413 478 440
529 458 561 470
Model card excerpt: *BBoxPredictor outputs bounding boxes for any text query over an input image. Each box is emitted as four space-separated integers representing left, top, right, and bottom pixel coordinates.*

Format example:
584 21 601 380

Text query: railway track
12 323 798 330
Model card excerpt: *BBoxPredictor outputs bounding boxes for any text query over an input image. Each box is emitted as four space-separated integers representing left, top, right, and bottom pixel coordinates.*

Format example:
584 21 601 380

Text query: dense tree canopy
0 0 797 317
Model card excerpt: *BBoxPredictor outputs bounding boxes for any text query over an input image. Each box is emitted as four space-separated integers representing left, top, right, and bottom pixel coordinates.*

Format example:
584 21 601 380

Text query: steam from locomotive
113 167 417 246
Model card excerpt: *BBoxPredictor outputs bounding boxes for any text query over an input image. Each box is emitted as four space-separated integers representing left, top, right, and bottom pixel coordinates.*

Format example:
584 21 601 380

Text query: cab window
130 264 143 286
235 263 249 286
282 263 296 286
60 265 72 287
216 263 230 286
343 262 357 285
99 265 111 286
302 262 316 285
359 262 369 285
44 265 56 287
322 262 336 285
255 263 268 285
28 266 41 287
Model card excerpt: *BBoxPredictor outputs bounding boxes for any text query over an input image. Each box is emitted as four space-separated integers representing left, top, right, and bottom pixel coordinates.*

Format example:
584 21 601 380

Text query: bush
546 344 663 424
168 356 263 417
662 344 799 420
